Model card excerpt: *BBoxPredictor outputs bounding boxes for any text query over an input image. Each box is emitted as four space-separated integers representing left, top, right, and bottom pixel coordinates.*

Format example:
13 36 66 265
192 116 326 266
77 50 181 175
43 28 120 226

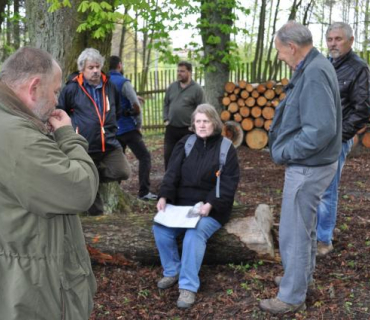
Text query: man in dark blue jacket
58 48 131 215
109 56 157 201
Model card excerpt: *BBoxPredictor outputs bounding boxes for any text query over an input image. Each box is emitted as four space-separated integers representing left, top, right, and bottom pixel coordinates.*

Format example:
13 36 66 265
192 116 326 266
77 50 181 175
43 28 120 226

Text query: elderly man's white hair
326 22 353 40
276 20 313 47
77 48 105 72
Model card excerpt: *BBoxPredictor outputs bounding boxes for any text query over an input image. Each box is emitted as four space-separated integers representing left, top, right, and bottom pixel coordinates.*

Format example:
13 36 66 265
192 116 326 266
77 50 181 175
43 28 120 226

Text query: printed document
154 204 201 228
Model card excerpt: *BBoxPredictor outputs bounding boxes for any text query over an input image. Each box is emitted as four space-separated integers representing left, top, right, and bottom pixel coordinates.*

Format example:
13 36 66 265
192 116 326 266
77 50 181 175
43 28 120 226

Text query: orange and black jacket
58 71 121 154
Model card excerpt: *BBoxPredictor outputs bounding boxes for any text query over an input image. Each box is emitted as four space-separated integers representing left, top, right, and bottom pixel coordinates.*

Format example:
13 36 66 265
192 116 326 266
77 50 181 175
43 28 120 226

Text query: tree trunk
263 0 280 81
13 0 20 49
252 0 266 82
302 0 315 26
26 0 113 80
200 0 234 111
246 0 258 60
270 0 302 80
119 5 129 58
4 4 10 59
0 0 8 34
82 203 275 265
363 0 370 56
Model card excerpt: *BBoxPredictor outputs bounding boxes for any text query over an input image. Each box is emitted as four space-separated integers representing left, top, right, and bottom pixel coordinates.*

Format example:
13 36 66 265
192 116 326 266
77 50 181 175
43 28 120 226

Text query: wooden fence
126 61 292 133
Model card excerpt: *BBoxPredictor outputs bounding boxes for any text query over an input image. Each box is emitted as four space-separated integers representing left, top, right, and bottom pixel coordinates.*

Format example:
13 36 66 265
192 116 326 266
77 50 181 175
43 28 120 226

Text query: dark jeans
117 130 152 197
88 147 131 215
164 125 192 170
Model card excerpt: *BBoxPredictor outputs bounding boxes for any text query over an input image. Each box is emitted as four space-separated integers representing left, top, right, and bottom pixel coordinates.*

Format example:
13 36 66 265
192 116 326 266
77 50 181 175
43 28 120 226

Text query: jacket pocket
60 238 95 320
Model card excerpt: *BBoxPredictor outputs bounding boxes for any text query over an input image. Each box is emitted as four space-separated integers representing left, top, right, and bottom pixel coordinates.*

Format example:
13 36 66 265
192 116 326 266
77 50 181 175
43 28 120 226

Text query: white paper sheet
154 204 201 228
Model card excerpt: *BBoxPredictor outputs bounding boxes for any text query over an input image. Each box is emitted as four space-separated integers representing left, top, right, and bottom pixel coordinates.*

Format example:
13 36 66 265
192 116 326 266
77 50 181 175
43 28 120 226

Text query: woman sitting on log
153 103 240 309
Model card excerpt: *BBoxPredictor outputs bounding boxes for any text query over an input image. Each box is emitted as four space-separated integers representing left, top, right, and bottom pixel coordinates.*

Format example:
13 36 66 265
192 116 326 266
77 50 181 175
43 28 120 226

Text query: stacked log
221 79 289 149
353 125 370 149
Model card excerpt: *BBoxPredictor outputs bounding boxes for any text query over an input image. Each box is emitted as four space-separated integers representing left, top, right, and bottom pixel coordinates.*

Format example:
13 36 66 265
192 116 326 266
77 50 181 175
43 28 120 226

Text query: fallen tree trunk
82 201 276 265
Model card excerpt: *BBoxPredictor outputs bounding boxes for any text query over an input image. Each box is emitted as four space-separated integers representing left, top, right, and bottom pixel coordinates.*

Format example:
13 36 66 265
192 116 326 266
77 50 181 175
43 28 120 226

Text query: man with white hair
260 21 342 314
59 48 131 215
0 47 99 319
316 22 370 256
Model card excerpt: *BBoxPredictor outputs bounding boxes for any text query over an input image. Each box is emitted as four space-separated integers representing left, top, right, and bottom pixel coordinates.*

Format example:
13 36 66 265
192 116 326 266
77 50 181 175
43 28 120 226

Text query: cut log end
362 131 370 148
228 102 239 113
246 129 269 149
222 121 244 148
222 96 231 107
220 110 231 121
224 82 236 93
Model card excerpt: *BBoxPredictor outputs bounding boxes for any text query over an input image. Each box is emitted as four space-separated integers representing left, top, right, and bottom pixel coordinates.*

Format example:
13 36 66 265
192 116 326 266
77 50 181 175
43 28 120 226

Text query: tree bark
0 0 8 34
200 0 234 111
82 203 275 265
13 0 20 49
263 0 280 80
26 0 114 80
252 0 266 82
119 5 129 59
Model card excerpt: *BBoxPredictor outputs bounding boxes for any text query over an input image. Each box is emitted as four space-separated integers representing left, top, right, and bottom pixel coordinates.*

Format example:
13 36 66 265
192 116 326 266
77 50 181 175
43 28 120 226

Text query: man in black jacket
58 48 131 215
317 22 370 256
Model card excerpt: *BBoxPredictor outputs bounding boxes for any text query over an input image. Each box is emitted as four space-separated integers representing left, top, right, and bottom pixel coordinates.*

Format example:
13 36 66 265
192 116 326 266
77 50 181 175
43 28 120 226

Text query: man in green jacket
0 47 99 319
163 61 205 169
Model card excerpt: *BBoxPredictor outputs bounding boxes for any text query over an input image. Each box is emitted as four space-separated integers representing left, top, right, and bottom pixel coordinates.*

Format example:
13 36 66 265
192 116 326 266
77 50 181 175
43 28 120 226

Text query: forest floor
90 133 370 320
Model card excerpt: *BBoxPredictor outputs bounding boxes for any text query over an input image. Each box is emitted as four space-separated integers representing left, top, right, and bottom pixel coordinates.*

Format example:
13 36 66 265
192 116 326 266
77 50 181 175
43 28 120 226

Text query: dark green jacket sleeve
9 125 99 216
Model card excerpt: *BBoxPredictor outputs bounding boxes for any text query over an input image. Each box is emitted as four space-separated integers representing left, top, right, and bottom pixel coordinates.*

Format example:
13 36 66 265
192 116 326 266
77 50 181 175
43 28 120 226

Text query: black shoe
88 211 104 216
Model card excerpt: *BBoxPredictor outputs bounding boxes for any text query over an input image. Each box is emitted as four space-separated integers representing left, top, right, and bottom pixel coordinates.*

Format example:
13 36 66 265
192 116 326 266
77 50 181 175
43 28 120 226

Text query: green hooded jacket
0 83 99 320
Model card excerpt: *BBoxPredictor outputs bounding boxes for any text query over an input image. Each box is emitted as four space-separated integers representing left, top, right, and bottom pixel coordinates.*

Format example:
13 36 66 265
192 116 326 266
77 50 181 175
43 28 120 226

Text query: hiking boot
317 241 333 257
177 289 196 309
157 275 178 289
274 276 315 295
139 192 158 201
259 297 306 314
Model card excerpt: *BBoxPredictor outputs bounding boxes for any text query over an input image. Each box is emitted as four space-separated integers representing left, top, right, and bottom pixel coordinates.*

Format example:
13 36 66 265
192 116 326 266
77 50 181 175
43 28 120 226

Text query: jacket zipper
77 79 108 152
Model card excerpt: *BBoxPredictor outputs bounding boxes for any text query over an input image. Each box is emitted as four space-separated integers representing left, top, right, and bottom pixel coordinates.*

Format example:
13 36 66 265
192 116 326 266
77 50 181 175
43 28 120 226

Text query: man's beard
33 98 54 123
179 76 189 83
329 49 341 59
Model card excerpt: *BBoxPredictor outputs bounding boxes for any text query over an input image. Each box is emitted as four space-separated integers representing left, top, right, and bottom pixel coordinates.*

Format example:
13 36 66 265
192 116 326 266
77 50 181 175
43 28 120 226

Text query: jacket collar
177 79 195 89
0 82 47 133
300 47 320 69
72 72 108 86
196 132 222 145
331 49 353 69
289 47 320 87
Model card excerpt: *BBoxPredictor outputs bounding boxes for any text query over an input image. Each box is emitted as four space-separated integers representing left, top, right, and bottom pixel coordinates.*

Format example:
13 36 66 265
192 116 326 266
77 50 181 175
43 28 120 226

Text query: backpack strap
216 137 232 198
185 134 232 199
184 134 197 157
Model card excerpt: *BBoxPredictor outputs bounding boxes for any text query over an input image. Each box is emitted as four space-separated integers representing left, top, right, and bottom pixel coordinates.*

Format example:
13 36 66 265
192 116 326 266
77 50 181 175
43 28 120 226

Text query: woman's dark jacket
58 72 121 153
332 50 370 141
159 133 240 226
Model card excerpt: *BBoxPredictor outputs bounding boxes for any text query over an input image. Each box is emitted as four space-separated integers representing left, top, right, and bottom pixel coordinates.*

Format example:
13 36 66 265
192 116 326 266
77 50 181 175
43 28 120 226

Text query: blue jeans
153 217 221 293
278 162 337 305
316 139 354 245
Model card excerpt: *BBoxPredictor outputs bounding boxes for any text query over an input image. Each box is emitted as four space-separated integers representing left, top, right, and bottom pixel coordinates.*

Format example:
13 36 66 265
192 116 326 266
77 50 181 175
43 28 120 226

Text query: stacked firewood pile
221 78 289 149
220 78 370 150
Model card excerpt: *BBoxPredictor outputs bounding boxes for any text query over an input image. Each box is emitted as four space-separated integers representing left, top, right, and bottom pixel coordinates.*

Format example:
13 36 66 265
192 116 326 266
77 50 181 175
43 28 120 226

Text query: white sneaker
139 192 158 201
